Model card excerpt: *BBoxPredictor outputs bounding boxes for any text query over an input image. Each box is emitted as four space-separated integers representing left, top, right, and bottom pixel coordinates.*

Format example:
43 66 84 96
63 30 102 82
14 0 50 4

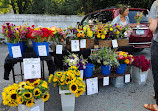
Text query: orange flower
81 33 85 37
77 33 80 37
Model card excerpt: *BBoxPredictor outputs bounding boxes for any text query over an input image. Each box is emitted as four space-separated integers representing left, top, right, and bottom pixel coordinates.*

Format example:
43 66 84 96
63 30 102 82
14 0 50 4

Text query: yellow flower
19 82 27 88
97 34 101 38
101 34 105 39
26 81 33 86
48 74 53 83
23 92 32 100
87 30 93 37
69 83 78 93
26 98 34 107
34 27 40 30
53 76 58 82
110 28 113 31
33 88 42 97
97 30 102 34
124 59 130 64
24 85 35 90
33 81 40 87
7 90 17 101
56 71 63 77
42 92 50 102
74 70 80 77
8 101 18 107
17 96 23 104
42 84 48 89
116 30 120 34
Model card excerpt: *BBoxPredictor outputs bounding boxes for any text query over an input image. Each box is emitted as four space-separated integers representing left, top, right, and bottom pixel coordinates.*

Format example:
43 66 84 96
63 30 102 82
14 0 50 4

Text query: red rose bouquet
132 55 151 72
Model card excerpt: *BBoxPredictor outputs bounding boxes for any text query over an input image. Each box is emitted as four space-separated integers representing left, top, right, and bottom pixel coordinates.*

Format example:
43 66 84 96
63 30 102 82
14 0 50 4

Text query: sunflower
17 96 23 104
48 74 53 83
97 30 102 34
8 101 18 107
26 81 33 86
19 82 27 88
24 85 35 90
33 81 40 87
23 92 32 100
69 83 78 93
56 71 63 77
65 77 71 84
26 98 34 107
33 88 42 97
42 92 50 102
101 34 105 39
7 90 17 101
68 66 78 70
42 83 48 89
75 70 80 76
97 34 101 38
53 76 58 82
75 89 85 97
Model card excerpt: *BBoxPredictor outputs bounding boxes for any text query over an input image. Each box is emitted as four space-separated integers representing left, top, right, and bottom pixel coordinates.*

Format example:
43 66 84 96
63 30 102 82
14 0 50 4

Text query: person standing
144 0 158 111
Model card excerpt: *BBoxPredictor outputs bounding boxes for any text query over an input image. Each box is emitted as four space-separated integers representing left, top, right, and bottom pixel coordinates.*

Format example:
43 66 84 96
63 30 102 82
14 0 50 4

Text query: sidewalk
0 45 153 111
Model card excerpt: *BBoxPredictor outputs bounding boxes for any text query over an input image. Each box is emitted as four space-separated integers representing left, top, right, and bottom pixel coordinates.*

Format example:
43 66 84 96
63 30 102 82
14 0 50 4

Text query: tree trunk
11 0 17 14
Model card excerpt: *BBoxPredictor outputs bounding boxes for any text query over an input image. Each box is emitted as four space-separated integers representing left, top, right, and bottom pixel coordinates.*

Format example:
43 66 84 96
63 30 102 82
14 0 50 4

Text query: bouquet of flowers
27 26 54 43
89 47 119 67
48 66 86 97
2 79 49 107
65 26 78 40
63 52 88 70
50 26 66 44
2 23 29 43
115 51 134 65
134 11 143 23
132 55 151 72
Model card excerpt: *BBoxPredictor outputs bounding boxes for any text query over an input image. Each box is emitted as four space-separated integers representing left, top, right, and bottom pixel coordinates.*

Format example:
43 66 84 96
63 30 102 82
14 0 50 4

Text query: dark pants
151 40 158 105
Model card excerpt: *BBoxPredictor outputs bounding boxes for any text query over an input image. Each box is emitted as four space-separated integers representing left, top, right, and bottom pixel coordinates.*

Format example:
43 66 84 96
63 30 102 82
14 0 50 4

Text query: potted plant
89 47 119 75
2 23 29 58
48 66 86 111
2 79 49 111
115 51 134 74
131 55 151 85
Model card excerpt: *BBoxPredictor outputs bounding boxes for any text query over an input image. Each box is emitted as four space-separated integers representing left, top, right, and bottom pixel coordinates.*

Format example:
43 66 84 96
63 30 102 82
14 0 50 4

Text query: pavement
0 44 154 111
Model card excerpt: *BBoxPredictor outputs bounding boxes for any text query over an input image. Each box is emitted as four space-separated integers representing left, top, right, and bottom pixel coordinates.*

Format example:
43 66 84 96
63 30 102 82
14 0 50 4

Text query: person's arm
148 1 158 32
148 18 157 32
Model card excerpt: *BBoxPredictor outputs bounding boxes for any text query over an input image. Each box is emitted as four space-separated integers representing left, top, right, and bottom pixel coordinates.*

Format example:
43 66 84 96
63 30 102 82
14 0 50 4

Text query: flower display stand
59 87 75 111
131 66 149 85
111 76 125 88
18 99 44 111
98 39 129 48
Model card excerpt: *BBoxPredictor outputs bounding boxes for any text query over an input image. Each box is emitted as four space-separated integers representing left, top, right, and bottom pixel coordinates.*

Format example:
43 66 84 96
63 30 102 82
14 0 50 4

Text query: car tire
133 48 144 52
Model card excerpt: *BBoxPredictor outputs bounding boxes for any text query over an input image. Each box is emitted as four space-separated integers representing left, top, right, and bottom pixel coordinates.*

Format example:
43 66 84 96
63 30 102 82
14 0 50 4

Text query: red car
78 8 153 51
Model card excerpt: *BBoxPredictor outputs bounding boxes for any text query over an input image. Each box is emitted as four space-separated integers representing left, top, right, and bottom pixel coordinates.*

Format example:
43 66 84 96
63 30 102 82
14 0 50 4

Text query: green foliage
0 0 156 14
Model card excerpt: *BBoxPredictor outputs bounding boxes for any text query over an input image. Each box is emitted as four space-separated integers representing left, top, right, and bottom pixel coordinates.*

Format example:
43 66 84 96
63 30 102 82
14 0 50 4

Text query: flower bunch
2 79 49 107
132 55 151 72
64 52 88 70
48 66 86 97
89 47 119 66
65 26 78 40
27 26 54 42
115 51 134 65
2 23 29 43
50 26 66 44
95 23 129 40
134 11 143 23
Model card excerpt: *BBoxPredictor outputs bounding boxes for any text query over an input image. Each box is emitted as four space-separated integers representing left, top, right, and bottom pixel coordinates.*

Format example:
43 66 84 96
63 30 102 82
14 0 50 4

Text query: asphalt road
0 45 154 111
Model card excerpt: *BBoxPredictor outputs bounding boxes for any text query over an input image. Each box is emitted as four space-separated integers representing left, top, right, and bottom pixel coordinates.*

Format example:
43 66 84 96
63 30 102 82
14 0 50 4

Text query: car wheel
133 48 144 52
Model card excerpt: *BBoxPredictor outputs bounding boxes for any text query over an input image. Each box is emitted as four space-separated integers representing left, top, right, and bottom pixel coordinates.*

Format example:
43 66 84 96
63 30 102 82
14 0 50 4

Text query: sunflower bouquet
63 52 88 70
2 79 49 108
48 66 86 97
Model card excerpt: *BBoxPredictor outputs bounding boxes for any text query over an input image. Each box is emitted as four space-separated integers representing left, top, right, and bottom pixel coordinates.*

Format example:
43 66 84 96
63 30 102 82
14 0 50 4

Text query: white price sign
71 40 80 52
80 39 86 48
23 58 41 79
11 46 22 58
125 74 130 83
112 39 118 48
38 45 47 56
86 77 98 95
56 45 63 54
103 77 110 86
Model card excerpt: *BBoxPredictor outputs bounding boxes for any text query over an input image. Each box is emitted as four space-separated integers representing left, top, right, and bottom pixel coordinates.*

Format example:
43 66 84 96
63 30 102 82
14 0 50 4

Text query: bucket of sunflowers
48 66 86 111
2 79 49 111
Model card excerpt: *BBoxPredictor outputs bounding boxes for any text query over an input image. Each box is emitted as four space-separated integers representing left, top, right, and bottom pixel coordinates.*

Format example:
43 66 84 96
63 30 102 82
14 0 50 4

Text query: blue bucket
101 65 111 75
35 42 49 56
116 64 127 74
7 42 23 58
84 63 94 77
32 41 36 52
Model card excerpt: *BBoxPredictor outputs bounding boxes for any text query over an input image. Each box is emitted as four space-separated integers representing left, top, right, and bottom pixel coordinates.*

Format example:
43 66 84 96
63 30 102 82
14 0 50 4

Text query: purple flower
71 56 75 59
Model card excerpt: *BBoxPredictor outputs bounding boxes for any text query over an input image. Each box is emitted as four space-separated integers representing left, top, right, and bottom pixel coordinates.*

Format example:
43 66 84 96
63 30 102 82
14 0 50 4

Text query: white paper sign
56 45 62 54
141 74 146 82
80 70 84 79
86 77 98 95
31 106 40 111
71 40 80 52
125 74 130 83
112 39 118 48
11 46 22 58
103 77 109 86
38 45 47 56
80 39 86 48
23 58 41 79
